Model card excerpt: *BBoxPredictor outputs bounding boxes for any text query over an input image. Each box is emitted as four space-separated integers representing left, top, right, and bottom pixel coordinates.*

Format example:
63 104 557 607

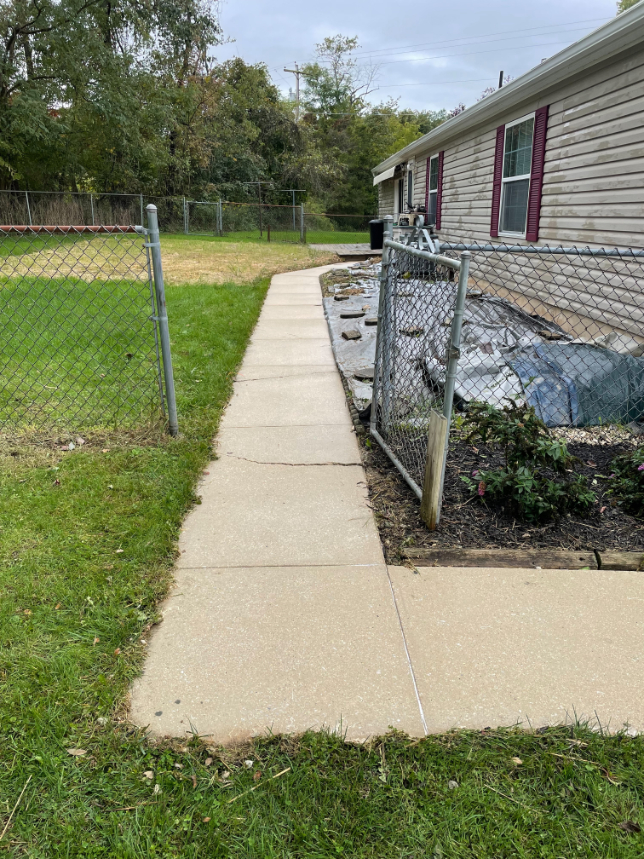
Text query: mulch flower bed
359 426 644 565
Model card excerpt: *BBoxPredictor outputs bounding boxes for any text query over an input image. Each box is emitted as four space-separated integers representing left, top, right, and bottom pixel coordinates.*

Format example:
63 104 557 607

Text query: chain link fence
0 219 176 434
371 239 467 504
439 242 644 428
371 228 644 524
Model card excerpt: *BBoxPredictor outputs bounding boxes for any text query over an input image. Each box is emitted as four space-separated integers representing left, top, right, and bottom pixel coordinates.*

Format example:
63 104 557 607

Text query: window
407 169 414 209
500 115 534 236
427 156 439 224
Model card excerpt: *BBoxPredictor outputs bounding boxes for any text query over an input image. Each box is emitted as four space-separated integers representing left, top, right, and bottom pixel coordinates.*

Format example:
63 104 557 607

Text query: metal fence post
139 193 144 226
90 193 95 226
146 204 179 436
183 196 188 235
300 204 306 243
25 191 32 226
217 199 223 236
370 215 394 437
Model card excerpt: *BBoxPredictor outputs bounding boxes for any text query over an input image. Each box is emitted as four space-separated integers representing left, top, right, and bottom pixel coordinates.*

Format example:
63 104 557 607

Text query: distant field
177 229 370 245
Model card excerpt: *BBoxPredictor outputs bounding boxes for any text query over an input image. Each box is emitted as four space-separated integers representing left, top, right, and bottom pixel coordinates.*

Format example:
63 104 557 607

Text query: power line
346 17 610 61
366 37 588 68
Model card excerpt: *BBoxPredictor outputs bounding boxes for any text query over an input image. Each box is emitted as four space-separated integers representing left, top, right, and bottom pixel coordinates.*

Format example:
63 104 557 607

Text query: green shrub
460 401 595 522
610 445 644 516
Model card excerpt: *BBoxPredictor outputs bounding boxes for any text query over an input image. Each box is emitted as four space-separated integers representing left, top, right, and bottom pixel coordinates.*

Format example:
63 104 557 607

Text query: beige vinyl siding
373 47 644 340
378 179 395 218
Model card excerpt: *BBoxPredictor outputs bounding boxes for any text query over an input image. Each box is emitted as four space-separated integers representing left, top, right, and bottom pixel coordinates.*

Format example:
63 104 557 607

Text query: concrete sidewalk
131 266 644 743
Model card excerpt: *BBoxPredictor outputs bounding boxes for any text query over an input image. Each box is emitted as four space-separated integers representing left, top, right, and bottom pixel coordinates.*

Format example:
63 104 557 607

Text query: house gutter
372 4 644 178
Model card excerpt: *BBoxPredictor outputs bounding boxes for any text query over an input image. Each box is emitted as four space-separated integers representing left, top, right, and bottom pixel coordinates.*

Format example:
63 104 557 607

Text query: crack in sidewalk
224 455 361 467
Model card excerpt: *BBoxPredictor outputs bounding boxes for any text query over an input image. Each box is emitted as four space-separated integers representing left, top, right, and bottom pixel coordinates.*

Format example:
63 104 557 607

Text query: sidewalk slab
177 459 382 569
388 565 644 734
235 364 340 382
224 372 351 428
261 305 326 320
131 565 424 742
251 318 330 340
242 338 335 367
216 425 362 465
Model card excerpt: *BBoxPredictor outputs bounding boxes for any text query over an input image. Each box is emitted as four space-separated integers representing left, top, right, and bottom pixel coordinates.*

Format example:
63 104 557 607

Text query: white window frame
499 112 534 239
427 154 439 224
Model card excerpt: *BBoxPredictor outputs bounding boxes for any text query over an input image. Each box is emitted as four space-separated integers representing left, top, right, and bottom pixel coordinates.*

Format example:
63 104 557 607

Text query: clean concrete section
388 565 644 734
131 265 425 742
132 262 644 744
132 565 425 742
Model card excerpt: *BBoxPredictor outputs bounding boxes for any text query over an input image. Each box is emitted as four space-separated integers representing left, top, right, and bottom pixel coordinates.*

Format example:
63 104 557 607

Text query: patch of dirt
359 427 644 565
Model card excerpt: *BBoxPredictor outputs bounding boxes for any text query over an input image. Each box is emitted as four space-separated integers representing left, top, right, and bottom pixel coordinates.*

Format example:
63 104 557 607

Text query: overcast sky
214 0 618 112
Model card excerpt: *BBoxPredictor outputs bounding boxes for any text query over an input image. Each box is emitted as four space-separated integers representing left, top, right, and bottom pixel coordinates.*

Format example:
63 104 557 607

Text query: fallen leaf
67 748 87 756
600 506 607 514
101 448 109 453
244 760 254 769
253 771 262 782
53 479 60 486
205 757 213 767
191 774 197 789
55 603 61 610
76 437 85 446
586 460 597 468
113 648 121 656
93 637 100 645
23 609 32 617
618 821 641 834
511 757 523 765
174 763 183 770
143 771 154 779
448 780 458 790
153 784 161 794
221 770 230 779
68 442 75 450
203 817 211 823
115 549 124 554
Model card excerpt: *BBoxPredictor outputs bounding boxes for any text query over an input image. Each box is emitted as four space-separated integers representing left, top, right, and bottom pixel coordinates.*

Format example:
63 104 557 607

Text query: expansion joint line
224 455 361 467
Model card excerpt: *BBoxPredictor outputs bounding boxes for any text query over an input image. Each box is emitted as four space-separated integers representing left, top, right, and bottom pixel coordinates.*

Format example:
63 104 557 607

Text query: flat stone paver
388 565 644 734
131 266 424 741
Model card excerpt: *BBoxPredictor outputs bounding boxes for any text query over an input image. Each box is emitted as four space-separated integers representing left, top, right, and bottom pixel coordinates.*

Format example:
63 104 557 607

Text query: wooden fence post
420 410 448 530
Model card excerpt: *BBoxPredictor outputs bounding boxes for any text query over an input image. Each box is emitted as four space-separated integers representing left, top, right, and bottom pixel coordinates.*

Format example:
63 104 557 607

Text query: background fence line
0 190 375 241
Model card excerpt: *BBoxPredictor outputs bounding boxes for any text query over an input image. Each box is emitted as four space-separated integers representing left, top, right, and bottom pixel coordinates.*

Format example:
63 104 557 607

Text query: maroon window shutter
490 125 505 238
435 150 445 230
526 105 549 243
425 156 431 211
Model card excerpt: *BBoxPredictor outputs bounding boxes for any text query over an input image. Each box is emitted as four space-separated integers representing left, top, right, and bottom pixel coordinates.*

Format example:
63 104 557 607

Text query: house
372 4 644 250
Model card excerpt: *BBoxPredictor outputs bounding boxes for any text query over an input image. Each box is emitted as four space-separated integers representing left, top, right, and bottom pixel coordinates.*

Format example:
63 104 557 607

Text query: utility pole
284 63 301 122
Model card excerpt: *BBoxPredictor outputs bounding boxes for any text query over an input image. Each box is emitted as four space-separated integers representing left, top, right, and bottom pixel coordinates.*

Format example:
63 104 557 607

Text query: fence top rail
386 238 462 270
439 242 644 258
0 225 145 235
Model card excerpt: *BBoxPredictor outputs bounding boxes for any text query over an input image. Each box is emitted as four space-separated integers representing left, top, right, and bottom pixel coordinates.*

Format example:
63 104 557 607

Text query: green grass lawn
2 264 644 855
180 229 370 245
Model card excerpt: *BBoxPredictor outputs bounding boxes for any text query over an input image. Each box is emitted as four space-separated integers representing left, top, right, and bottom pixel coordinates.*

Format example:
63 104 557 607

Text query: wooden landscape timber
403 547 644 570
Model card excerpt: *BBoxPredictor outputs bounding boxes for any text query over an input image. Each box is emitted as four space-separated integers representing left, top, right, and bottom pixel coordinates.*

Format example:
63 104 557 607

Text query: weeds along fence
0 206 178 435
372 227 644 527
0 191 374 242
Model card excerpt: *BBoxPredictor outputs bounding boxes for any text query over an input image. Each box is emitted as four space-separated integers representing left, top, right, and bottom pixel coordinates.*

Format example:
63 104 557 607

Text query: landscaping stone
334 295 351 301
342 329 362 341
340 311 365 319
365 317 378 326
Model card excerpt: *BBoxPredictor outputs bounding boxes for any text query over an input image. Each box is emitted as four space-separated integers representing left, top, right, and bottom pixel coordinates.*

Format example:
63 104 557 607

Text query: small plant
460 400 595 522
609 445 644 517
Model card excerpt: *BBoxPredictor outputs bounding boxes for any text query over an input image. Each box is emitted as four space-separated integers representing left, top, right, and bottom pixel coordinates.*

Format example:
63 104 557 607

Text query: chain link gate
371 221 470 527
0 205 177 435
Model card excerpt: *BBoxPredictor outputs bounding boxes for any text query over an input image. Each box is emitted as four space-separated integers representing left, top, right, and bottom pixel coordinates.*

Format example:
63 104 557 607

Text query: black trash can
369 219 384 251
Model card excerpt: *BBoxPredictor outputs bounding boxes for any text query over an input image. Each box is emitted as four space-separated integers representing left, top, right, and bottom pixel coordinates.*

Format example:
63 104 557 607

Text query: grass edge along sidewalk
0 278 643 854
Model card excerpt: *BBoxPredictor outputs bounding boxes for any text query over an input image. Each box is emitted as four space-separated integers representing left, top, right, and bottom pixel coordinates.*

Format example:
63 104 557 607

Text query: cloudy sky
214 0 618 112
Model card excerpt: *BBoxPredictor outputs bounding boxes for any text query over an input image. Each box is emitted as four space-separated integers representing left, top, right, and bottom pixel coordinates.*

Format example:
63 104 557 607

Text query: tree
617 0 641 11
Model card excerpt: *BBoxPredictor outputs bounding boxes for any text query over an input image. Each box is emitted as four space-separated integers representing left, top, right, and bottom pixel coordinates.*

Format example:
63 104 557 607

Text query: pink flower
472 470 479 477
478 481 486 497
638 464 644 472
